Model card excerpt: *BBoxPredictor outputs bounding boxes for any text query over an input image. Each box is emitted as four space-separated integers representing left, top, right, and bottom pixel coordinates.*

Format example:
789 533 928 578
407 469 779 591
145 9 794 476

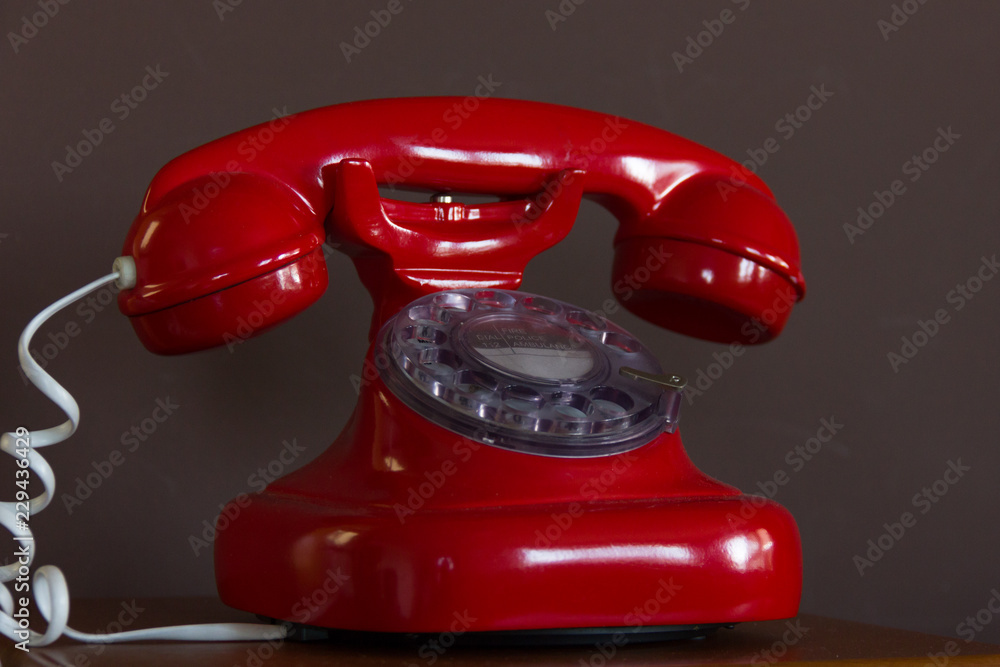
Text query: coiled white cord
0 268 287 646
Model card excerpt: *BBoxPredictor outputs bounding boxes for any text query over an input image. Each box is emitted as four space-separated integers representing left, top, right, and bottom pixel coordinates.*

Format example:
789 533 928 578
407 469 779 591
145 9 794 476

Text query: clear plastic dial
376 289 682 457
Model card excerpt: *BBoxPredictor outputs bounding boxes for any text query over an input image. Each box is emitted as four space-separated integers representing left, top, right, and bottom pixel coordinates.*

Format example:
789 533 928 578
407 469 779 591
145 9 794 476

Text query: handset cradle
329 159 586 337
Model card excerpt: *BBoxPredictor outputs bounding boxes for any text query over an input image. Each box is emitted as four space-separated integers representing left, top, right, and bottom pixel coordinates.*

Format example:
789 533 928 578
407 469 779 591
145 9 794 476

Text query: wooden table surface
2 597 999 666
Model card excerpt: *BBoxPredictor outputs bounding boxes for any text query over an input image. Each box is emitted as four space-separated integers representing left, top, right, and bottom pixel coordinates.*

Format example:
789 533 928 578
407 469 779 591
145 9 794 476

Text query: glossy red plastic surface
117 98 804 352
117 98 805 633
214 345 802 631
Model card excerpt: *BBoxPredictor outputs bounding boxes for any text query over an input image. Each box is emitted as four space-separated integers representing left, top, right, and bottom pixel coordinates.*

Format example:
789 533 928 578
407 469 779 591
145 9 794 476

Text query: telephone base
216 489 801 634
272 618 735 645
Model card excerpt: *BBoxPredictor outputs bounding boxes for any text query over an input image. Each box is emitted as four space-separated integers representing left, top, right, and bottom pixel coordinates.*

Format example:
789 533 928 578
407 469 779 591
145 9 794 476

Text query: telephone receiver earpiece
117 98 804 354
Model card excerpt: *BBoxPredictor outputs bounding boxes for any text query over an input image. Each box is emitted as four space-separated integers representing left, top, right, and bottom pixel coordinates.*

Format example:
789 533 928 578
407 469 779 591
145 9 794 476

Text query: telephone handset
118 97 803 354
7 98 807 645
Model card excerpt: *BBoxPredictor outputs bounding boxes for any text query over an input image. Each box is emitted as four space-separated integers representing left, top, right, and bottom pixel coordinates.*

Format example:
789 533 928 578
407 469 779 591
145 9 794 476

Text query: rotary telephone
4 97 805 646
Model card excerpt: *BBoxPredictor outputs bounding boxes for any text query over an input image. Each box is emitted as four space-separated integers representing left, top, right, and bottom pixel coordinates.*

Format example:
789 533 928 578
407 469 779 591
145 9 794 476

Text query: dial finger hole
451 370 501 419
590 386 635 415
407 304 450 324
549 391 593 419
455 369 499 395
522 296 560 315
567 310 606 332
502 412 548 431
416 348 459 383
400 325 447 346
601 332 640 353
433 292 473 311
474 290 516 309
501 385 544 412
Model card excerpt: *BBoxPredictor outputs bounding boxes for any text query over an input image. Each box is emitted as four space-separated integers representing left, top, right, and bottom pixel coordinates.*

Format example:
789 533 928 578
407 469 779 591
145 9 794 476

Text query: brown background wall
2 0 998 644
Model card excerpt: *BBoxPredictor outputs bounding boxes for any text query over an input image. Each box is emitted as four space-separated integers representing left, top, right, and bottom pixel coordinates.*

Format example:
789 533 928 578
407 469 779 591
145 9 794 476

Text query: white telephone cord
0 265 288 646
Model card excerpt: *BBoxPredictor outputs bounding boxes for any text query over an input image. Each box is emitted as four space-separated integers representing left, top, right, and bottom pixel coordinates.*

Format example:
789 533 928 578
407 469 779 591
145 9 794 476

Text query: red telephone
117 97 805 641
